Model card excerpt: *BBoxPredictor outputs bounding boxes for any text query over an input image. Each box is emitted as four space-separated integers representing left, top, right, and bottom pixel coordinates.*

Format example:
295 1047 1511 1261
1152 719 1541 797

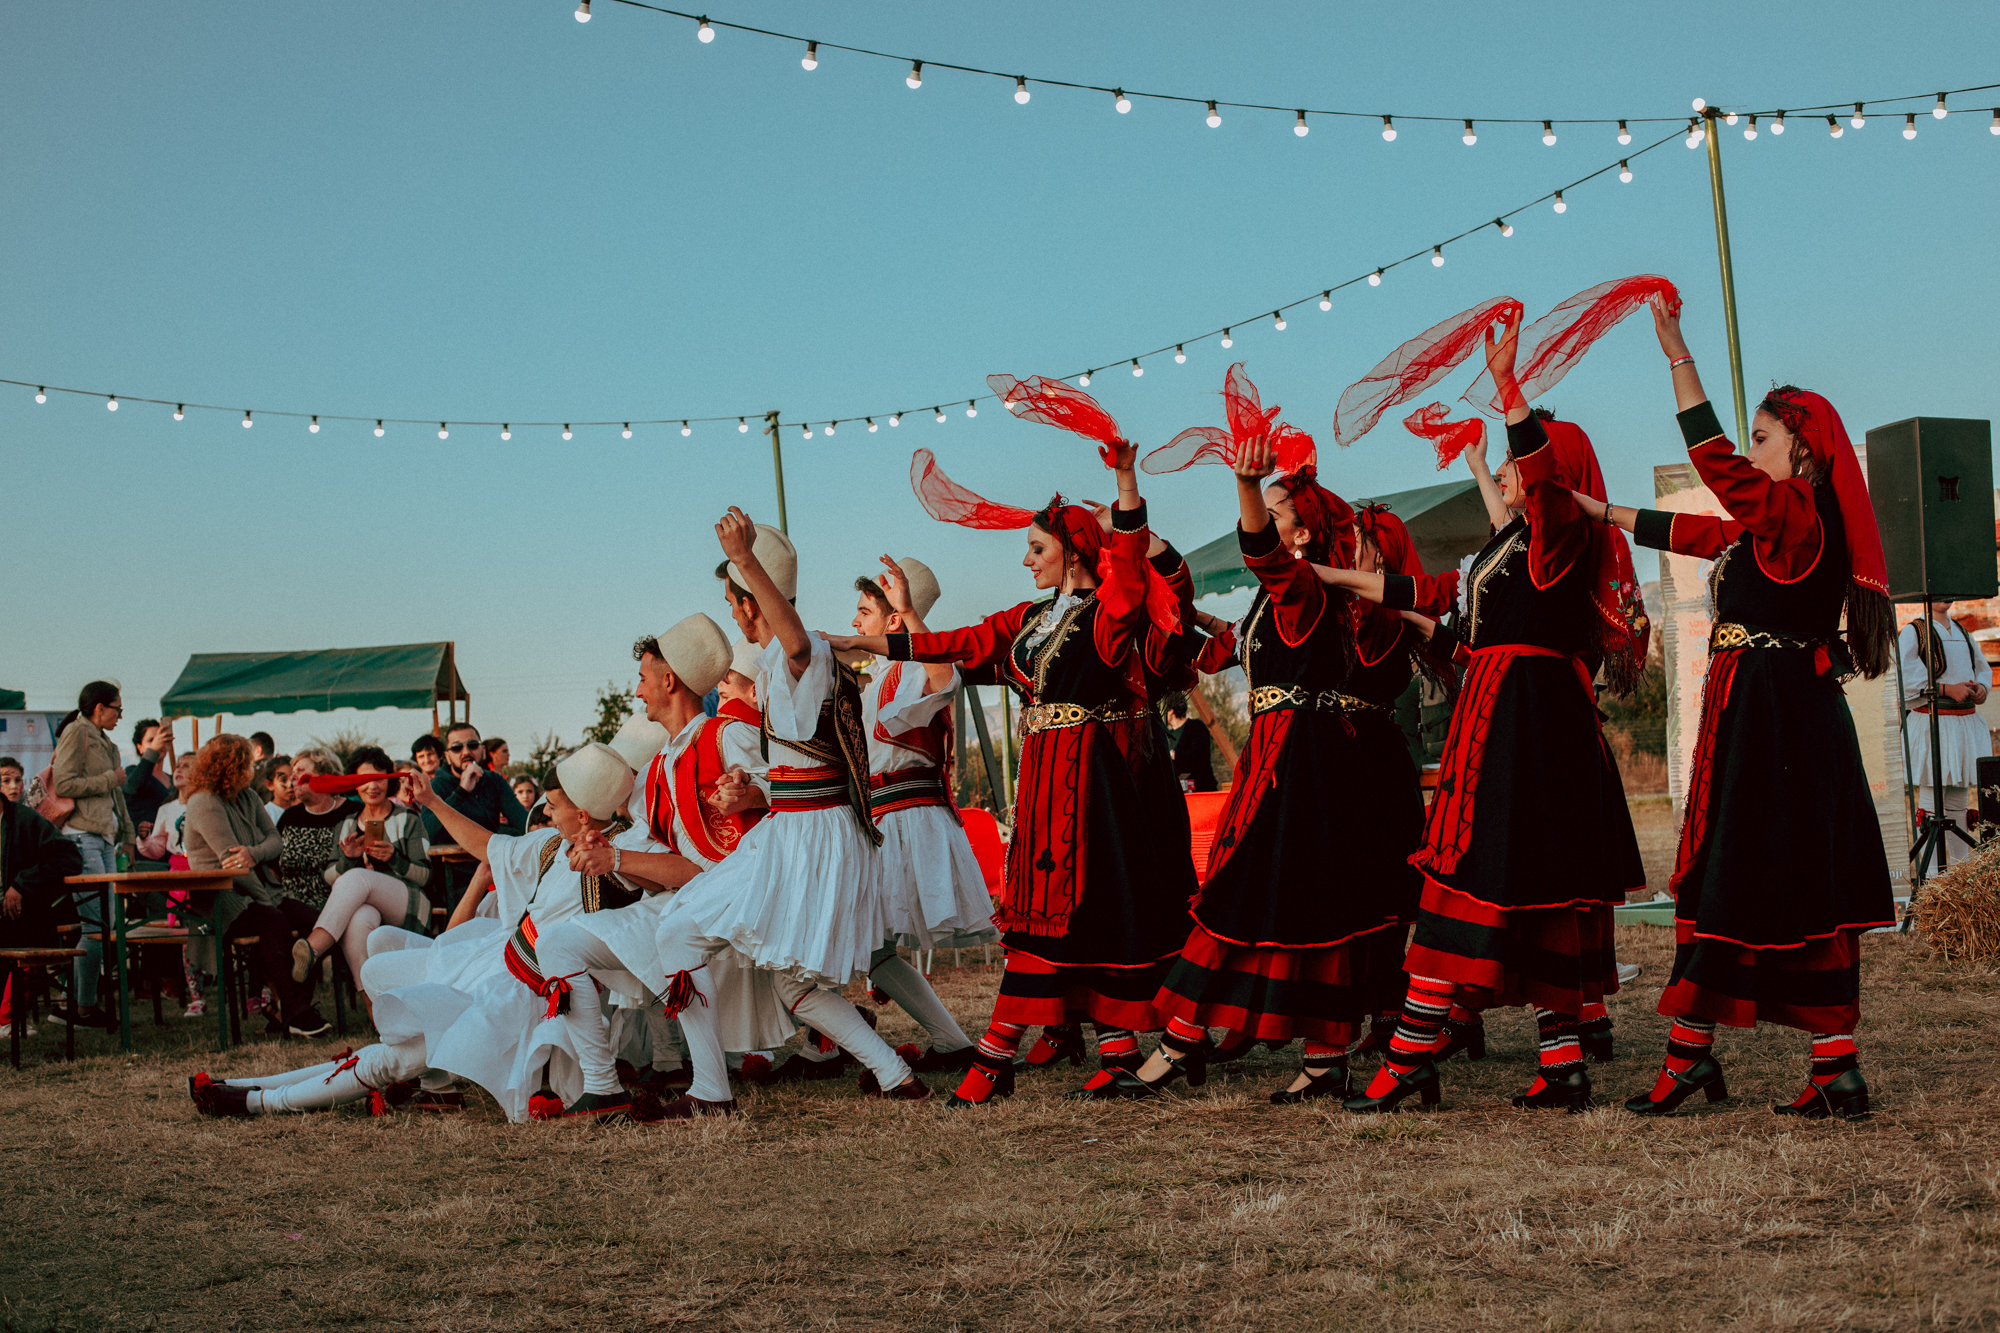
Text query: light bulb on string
1617 119 1631 145
1828 115 1842 138
501 424 511 440
1220 328 1233 348
1174 344 1186 363
801 424 812 440
1496 217 1513 237
1619 159 1633 182
889 414 901 427
826 421 837 435
34 387 45 403
376 421 385 437
1691 98 1707 112
1541 120 1556 145
1206 101 1221 128
737 417 748 433
173 404 183 420
1772 111 1786 134
1380 115 1395 141
1686 119 1705 148
1078 369 1091 385
1462 119 1477 145
1904 113 1918 139
309 415 320 433
906 61 922 89
1725 111 1738 126
934 407 947 423
1552 190 1566 213
1273 311 1286 330
1319 291 1332 311
867 418 878 433
1431 246 1444 267
696 16 713 42
801 41 816 70
1744 114 1758 140
438 423 449 439
1991 109 2000 135
1368 269 1382 287
965 401 977 417
1113 89 1130 114
681 421 692 437
574 0 589 21
1294 110 1309 137
106 394 118 411
622 423 632 438
1123 359 1138 379
242 410 253 429
1935 93 1948 120
1014 77 1030 105
562 424 572 440
1851 103 1865 129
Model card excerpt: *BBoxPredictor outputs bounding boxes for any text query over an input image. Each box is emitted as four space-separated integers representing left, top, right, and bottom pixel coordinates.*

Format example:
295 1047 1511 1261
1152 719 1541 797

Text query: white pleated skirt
1903 711 1993 789
877 805 999 948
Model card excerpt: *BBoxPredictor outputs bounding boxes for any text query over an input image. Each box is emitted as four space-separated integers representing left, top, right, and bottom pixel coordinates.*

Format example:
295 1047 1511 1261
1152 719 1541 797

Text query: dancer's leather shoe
1511 1067 1593 1113
1343 1062 1441 1114
653 1094 738 1120
870 1075 933 1103
1017 1024 1084 1069
1623 1056 1728 1116
946 1059 1015 1109
1075 1040 1209 1101
192 1079 253 1118
1208 1032 1258 1065
1434 1018 1486 1063
1270 1064 1349 1105
1773 1066 1871 1121
909 1044 978 1074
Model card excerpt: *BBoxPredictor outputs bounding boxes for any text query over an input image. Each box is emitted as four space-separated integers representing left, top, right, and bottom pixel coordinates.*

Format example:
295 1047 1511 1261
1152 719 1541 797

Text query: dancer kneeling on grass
648 512 930 1118
1321 309 1649 1114
827 442 1197 1106
1582 303 1895 1120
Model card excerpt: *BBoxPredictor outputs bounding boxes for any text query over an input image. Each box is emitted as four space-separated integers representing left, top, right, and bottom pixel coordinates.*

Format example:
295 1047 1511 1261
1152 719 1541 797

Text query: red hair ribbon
1402 402 1486 471
1462 276 1682 417
986 374 1127 467
1142 363 1284 474
302 771 414 796
1333 297 1523 446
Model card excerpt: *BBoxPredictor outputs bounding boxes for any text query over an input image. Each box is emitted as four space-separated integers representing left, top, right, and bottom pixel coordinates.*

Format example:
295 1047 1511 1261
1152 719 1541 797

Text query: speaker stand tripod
1904 598 1978 933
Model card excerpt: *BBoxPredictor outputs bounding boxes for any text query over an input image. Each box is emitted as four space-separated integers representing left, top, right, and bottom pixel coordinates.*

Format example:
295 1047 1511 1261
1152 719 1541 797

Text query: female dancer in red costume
1322 311 1649 1113
1581 304 1896 1119
828 444 1197 1105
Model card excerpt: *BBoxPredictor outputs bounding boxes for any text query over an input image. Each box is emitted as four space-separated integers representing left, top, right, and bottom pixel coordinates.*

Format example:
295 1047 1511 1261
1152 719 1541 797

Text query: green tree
582 680 634 747
523 731 572 787
308 725 383 772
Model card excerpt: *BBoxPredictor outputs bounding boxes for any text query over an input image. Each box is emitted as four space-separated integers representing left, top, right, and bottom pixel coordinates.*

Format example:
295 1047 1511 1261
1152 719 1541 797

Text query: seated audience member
259 755 296 825
249 732 278 800
293 746 432 1005
410 734 444 781
275 749 352 914
1 785 84 950
484 737 512 775
123 719 178 850
423 724 525 911
511 776 540 814
181 734 330 1037
0 757 23 803
139 753 197 868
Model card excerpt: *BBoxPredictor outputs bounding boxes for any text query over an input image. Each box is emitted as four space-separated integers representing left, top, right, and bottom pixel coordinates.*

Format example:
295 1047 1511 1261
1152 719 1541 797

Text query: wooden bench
1 948 88 1068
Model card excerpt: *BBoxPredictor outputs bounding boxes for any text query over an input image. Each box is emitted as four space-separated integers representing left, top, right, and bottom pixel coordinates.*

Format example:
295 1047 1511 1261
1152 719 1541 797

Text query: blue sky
5 2 1995 759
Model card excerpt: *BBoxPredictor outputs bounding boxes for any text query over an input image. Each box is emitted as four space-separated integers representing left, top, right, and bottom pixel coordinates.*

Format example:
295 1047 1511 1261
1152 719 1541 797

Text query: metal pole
765 410 789 535
998 689 1015 805
1701 109 1751 448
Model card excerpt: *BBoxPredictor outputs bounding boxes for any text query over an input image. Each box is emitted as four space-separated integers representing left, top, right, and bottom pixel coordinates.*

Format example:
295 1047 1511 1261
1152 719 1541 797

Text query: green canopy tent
1186 477 1492 599
159 642 471 747
0 689 24 710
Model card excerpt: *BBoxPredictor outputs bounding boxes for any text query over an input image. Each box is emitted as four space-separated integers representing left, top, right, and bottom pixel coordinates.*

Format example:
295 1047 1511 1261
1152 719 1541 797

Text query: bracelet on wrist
1668 355 1695 370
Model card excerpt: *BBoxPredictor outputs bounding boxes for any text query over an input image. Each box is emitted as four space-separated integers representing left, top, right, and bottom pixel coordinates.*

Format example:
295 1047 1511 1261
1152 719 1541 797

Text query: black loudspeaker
1865 417 1996 601
1976 755 2000 847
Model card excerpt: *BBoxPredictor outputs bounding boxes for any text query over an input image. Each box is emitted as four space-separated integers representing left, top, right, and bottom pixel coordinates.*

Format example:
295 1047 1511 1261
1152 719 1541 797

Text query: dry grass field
5 852 1999 1330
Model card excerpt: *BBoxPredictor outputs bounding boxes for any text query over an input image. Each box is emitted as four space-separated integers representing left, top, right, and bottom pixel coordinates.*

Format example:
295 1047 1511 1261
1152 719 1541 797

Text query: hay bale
1919 838 2000 964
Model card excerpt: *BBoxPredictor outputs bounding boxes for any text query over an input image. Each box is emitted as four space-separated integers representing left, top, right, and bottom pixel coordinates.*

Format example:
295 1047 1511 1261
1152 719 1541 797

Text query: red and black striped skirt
1658 921 1862 1033
1403 875 1618 1015
1153 922 1379 1044
989 947 1173 1031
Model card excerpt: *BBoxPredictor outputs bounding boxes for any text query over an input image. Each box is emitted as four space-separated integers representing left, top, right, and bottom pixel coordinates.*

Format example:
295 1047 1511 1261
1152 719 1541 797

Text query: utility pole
1700 107 1751 448
765 410 789 534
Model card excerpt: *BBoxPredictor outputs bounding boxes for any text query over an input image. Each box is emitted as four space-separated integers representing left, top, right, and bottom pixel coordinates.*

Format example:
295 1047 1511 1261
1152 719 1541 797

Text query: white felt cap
655 612 733 698
728 638 763 681
607 713 670 775
895 556 941 620
726 523 798 602
555 742 636 822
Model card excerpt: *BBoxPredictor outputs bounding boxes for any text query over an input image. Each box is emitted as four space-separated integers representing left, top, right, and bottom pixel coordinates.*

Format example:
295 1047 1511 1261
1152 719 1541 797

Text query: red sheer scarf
987 374 1127 466
1463 276 1682 417
1333 297 1523 445
1402 402 1486 471
1142 363 1282 474
1543 419 1650 685
1762 389 1888 596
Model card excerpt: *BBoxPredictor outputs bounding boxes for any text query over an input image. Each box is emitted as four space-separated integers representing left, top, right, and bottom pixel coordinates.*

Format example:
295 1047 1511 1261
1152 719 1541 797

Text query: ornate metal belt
1709 622 1814 653
1248 684 1385 717
1021 702 1146 734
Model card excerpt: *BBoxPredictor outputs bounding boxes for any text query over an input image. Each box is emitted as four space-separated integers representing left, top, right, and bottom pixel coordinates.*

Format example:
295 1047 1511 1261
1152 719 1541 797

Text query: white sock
869 949 970 1052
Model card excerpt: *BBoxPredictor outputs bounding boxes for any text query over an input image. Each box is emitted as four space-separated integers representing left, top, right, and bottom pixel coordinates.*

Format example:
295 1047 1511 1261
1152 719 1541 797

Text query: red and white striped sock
1522 1009 1582 1097
1078 1026 1141 1091
1362 975 1455 1097
1645 1017 1717 1101
952 1022 1027 1104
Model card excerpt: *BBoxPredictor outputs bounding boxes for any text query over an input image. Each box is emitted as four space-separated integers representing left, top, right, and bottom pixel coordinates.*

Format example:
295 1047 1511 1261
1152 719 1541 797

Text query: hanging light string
589 1 2000 138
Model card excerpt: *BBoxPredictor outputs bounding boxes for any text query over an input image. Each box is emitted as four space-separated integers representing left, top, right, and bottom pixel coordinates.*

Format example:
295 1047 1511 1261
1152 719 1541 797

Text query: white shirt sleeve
489 829 560 926
1971 625 1993 690
876 663 959 734
759 633 833 743
1899 624 1926 708
717 716 771 797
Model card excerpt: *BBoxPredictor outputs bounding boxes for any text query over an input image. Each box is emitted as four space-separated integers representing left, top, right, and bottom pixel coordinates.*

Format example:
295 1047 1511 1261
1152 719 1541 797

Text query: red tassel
810 1028 837 1056
661 969 707 1019
192 1071 214 1092
1814 644 1832 677
896 1042 923 1063
368 1089 389 1117
528 1090 564 1121
740 1052 773 1082
324 1052 363 1084
543 977 572 1019
869 986 891 1006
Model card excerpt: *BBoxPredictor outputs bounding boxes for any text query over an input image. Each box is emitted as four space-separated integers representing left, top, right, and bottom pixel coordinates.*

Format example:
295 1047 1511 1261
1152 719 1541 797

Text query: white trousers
225 1040 437 1113
533 922 633 1097
868 944 970 1052
316 868 429 993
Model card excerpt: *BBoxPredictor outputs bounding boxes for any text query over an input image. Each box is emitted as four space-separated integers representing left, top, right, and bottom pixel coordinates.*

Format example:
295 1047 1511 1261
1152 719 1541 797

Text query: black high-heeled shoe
1773 1065 1870 1121
1511 1066 1593 1113
1434 1018 1487 1063
1623 1056 1728 1116
1581 1024 1615 1063
1208 1032 1258 1065
1270 1062 1349 1105
1074 1039 1209 1101
1343 1062 1441 1114
946 1058 1016 1109
1016 1024 1084 1070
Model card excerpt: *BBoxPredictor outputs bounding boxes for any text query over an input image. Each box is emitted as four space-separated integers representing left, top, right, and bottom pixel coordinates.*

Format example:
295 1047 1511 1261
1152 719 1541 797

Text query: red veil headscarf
1760 388 1888 596
1540 418 1650 692
1263 428 1357 570
1353 502 1458 659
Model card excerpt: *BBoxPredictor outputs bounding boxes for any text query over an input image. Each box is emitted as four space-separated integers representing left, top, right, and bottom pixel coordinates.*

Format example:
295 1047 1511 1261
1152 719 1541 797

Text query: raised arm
1232 432 1328 643
875 555 954 692
1569 489 1741 561
1462 421 1512 531
718 506 813 679
832 603 1034 676
408 773 494 863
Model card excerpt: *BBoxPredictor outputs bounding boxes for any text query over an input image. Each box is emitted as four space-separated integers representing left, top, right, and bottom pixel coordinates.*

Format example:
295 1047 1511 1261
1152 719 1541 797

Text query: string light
1294 110 1308 137
1368 269 1382 286
1206 101 1221 128
242 410 253 428
681 421 692 436
906 61 921 89
1130 359 1143 377
1991 109 2000 134
1772 111 1787 134
1430 245 1444 267
562 424 572 439
1725 111 1739 126
1220 328 1233 348
1174 345 1186 363
1462 119 1477 145
1380 115 1395 141
867 418 878 432
801 423 812 439
1496 217 1513 237
1077 370 1091 385
801 41 816 70
106 394 118 411
34 387 45 403
890 413 901 426
1014 76 1030 105
1686 119 1705 149
1553 190 1567 213
438 422 449 439
1272 311 1286 330
1617 119 1631 145
376 421 385 437
696 16 714 43
1319 291 1332 310
1744 114 1758 140
1691 98 1707 112
173 404 183 420
1542 120 1557 146
825 420 837 434
933 406 947 422
622 422 632 437
965 400 977 417
309 415 320 433
1935 93 1948 119
738 417 748 432
574 0 589 21
1619 159 1632 182
1904 113 1919 139
501 424 511 440
1851 102 1866 129
1828 115 1843 138
1113 89 1130 114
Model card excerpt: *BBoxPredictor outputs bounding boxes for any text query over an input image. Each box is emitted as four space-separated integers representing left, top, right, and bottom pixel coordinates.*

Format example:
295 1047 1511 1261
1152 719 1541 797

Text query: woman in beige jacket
49 680 135 1027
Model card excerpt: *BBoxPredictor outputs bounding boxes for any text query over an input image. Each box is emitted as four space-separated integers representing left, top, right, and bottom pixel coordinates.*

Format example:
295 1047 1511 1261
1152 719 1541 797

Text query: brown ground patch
5 907 1998 1329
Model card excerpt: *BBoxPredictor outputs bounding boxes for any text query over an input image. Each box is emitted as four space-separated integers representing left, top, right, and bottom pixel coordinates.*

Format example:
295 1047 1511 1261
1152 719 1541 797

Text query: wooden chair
1 947 88 1068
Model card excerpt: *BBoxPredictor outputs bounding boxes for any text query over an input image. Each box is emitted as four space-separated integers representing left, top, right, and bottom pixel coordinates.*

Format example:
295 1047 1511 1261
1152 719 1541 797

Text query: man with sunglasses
421 724 527 911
